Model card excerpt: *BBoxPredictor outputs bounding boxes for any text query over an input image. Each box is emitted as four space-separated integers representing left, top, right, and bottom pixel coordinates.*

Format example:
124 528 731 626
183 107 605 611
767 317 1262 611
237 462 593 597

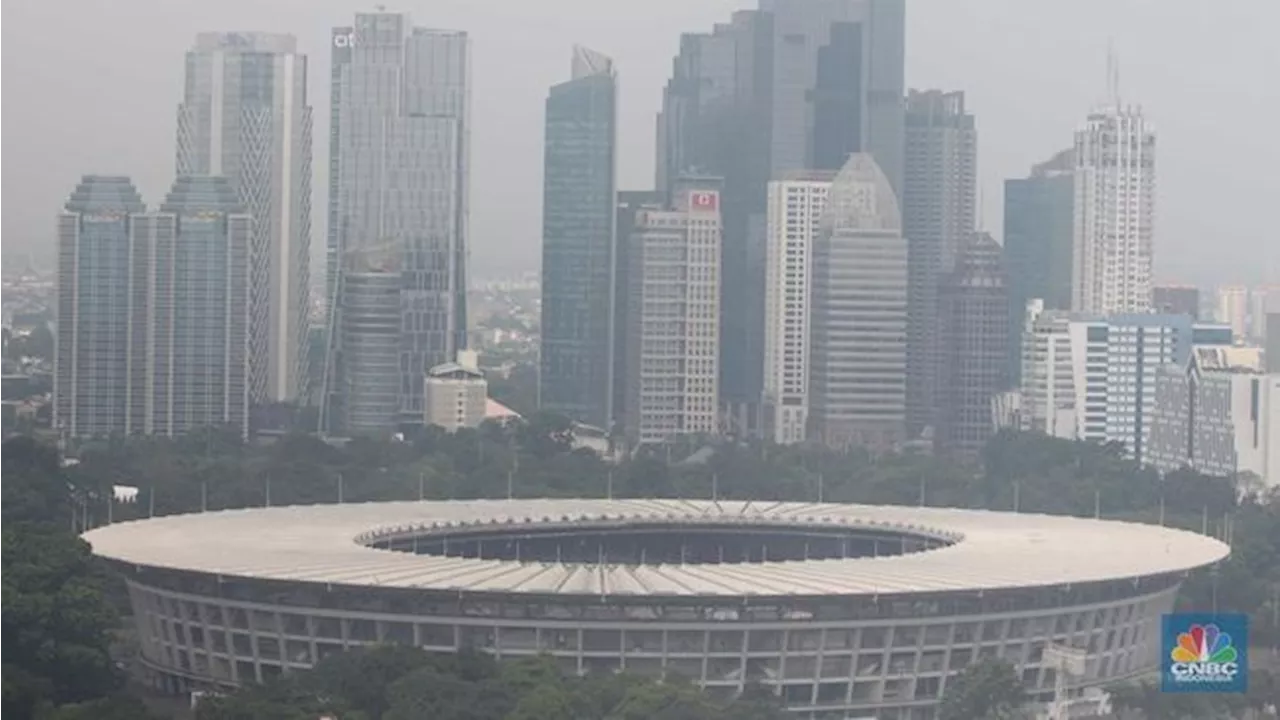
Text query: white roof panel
82 499 1229 597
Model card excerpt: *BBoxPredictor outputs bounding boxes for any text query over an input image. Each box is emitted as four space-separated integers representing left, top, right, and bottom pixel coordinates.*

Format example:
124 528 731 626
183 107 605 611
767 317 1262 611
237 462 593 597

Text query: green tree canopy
1 437 129 718
938 658 1027 720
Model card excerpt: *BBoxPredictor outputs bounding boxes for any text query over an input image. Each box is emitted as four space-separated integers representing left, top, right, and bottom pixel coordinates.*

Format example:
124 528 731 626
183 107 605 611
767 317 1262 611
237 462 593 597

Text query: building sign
1161 613 1248 693
333 31 356 48
689 191 718 213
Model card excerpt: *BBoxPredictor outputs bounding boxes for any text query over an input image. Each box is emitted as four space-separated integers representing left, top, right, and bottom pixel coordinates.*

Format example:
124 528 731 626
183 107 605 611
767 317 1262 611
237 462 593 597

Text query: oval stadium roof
83 499 1229 598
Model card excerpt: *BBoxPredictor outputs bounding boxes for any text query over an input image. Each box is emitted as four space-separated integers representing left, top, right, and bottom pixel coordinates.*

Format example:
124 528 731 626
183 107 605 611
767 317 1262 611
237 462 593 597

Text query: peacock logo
1167 622 1241 687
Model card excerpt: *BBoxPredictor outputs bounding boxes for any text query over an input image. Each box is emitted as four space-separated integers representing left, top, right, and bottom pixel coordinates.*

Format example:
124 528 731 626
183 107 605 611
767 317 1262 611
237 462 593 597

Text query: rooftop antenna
1106 39 1121 107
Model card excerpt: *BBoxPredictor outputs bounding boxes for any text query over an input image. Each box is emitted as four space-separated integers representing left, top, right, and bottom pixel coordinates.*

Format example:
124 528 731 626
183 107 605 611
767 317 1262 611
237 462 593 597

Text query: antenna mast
1106 40 1121 107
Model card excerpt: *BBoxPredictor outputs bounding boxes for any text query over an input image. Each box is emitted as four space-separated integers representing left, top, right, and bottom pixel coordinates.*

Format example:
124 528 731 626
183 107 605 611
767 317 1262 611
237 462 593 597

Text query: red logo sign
690 191 719 212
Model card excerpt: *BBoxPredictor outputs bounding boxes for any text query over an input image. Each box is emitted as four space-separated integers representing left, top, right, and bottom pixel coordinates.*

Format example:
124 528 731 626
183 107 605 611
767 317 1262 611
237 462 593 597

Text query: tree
938 658 1027 720
37 693 166 720
2 436 69 525
2 524 120 717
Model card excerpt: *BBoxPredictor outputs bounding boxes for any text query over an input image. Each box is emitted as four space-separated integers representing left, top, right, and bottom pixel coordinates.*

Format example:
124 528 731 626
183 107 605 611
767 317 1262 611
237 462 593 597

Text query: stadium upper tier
84 498 1228 596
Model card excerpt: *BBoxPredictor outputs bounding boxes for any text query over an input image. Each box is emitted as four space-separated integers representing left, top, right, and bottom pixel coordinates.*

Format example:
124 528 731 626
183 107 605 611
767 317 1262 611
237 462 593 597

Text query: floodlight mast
1044 644 1087 720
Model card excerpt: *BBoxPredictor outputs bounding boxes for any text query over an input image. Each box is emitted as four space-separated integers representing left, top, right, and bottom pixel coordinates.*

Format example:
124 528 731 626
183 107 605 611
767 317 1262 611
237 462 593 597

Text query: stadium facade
85 499 1228 719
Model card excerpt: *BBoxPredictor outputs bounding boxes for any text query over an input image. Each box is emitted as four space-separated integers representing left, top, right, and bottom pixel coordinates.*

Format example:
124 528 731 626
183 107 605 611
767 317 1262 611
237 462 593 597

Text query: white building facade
1071 107 1155 315
763 172 834 445
622 184 721 446
1019 308 1215 463
424 351 487 432
177 32 312 403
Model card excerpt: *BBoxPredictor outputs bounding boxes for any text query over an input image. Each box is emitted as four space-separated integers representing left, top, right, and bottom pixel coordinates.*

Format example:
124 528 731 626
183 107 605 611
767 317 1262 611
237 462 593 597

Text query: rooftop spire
571 45 614 79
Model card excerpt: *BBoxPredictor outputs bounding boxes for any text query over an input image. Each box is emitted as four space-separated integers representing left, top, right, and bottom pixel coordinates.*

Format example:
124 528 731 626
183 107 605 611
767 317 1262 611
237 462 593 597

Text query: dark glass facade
936 233 1008 457
1003 150 1075 386
539 51 617 429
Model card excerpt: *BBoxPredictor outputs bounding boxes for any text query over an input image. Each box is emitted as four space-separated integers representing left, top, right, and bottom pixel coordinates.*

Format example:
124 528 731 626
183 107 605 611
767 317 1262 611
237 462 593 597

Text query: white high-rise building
763 171 834 445
177 32 312 403
1071 106 1155 315
622 181 721 446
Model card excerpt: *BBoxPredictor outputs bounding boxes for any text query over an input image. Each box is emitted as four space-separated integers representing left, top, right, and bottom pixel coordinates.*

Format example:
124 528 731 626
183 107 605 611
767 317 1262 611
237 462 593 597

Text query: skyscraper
1072 106 1156 315
935 233 1008 457
762 171 835 445
1003 149 1074 385
622 180 722 446
137 176 253 437
612 190 664 428
902 89 976 437
1214 285 1249 341
54 176 148 438
657 12 772 430
539 46 617 430
657 0 905 433
323 12 470 434
177 32 312 403
809 154 907 450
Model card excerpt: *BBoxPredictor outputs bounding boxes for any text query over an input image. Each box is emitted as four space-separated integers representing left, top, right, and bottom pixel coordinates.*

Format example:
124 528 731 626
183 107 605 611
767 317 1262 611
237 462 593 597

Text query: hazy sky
3 0 1277 286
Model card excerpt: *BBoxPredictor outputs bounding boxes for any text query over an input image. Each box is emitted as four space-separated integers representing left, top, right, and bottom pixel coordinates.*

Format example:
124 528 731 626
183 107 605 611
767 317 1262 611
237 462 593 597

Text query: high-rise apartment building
1003 149 1074 385
612 191 665 428
55 176 253 439
763 171 835 445
1153 285 1201 320
177 32 311 404
622 181 722 446
324 12 470 434
809 154 907 450
657 0 905 432
935 233 1007 457
54 176 148 438
1072 106 1156 315
539 47 617 431
902 89 976 437
136 177 253 437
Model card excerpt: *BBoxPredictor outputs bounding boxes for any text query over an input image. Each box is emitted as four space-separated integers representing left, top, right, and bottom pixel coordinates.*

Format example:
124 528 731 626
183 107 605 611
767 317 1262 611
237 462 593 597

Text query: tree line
195 646 785 720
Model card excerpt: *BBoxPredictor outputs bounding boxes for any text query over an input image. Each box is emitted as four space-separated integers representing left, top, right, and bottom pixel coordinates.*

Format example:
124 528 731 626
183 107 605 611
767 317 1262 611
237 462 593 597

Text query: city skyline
4 0 1277 288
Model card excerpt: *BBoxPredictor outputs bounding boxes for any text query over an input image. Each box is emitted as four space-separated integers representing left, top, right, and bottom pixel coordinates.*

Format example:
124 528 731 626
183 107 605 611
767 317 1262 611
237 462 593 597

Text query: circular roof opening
361 518 958 566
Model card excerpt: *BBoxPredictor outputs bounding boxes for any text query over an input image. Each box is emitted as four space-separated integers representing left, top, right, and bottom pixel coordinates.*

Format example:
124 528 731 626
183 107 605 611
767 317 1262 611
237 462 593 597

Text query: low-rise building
424 351 487 432
1148 346 1279 487
1018 302 1233 463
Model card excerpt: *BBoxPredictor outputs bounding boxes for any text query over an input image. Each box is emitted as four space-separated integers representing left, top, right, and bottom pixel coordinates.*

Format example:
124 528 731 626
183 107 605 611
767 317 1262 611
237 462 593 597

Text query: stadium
85 499 1229 719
